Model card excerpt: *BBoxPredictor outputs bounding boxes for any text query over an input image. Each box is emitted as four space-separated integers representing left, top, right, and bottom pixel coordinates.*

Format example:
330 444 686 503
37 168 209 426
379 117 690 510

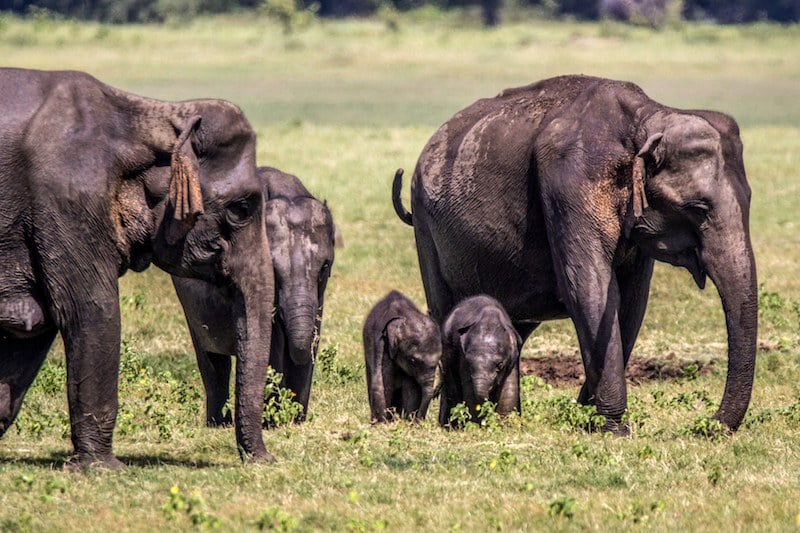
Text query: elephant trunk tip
289 344 312 366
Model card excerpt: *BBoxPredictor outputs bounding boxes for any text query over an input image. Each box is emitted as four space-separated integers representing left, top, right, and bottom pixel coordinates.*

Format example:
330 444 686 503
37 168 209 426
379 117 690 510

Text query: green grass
2 12 800 531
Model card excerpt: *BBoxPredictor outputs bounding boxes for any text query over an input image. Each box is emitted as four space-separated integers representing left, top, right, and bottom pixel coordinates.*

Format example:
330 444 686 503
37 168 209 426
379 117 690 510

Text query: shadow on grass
0 451 220 469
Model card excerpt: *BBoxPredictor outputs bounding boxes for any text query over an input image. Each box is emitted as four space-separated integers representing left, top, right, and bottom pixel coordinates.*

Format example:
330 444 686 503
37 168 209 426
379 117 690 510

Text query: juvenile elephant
363 291 443 422
394 75 757 433
439 295 521 426
173 167 335 425
0 68 274 468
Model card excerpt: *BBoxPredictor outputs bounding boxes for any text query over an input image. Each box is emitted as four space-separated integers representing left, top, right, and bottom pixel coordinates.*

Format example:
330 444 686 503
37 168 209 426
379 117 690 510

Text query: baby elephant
438 295 522 427
173 166 335 426
363 291 443 422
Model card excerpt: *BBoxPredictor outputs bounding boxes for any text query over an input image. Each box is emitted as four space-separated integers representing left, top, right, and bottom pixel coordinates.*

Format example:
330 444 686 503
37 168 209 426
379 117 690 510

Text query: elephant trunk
415 365 442 420
282 293 318 366
228 220 275 462
462 366 494 421
701 215 758 431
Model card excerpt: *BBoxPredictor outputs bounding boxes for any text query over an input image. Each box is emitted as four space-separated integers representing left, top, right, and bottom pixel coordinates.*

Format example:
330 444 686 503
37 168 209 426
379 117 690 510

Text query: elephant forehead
205 167 260 200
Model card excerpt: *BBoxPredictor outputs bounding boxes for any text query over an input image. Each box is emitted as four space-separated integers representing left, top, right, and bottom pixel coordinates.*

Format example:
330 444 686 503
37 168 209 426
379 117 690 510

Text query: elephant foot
600 419 631 437
207 414 233 428
64 453 126 472
243 450 277 465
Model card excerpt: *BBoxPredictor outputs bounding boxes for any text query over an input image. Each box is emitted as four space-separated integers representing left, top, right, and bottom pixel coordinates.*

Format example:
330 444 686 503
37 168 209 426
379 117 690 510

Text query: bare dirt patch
521 351 719 386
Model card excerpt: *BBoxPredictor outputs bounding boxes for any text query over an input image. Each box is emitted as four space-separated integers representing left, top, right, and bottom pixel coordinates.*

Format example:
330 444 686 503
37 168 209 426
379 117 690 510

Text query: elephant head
266 194 335 366
630 109 757 429
451 305 521 421
130 102 274 462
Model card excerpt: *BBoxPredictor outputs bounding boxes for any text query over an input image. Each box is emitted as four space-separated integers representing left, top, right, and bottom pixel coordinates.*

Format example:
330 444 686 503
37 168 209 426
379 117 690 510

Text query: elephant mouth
635 233 707 290
680 247 707 289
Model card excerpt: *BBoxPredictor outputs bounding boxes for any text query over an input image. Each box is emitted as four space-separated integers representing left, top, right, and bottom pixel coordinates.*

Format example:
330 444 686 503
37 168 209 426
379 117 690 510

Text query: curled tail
392 168 413 226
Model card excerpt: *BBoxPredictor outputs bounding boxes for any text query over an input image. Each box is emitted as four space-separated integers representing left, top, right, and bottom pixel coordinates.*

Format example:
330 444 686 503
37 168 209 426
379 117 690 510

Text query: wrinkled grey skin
173 167 335 426
395 75 757 433
0 68 274 468
363 291 443 422
439 295 521 426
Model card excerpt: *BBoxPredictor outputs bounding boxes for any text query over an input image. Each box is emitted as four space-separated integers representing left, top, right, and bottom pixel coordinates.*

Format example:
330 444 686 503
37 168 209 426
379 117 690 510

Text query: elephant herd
0 68 757 469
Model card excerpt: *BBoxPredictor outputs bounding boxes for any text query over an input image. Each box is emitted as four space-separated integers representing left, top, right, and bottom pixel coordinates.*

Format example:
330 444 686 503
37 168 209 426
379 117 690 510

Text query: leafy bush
316 344 360 385
678 416 729 440
446 402 474 429
525 394 606 432
257 507 298 531
263 367 305 427
162 485 222 528
548 495 576 519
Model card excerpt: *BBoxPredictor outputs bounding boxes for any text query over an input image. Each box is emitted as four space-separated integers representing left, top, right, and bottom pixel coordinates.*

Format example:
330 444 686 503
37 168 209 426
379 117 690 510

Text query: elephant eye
227 196 257 225
319 261 331 278
684 200 710 218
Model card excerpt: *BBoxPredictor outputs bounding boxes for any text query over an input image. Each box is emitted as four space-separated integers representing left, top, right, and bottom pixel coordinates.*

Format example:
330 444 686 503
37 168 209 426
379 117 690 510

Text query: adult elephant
0 68 274 468
393 75 757 433
173 167 336 426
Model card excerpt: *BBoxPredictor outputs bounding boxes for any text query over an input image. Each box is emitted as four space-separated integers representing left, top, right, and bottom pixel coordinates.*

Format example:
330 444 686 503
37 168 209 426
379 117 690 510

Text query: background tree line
0 0 798 25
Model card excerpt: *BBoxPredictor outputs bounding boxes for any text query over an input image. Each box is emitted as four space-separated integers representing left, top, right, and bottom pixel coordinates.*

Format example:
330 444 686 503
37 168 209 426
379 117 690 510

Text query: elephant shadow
0 451 219 469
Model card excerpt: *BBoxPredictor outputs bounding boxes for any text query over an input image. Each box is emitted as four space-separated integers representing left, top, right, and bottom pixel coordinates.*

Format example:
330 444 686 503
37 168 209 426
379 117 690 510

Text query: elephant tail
392 168 413 226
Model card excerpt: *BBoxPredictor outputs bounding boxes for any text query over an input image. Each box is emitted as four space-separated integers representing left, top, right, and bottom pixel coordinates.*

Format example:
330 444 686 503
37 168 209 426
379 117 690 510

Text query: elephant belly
433 218 568 323
173 277 237 355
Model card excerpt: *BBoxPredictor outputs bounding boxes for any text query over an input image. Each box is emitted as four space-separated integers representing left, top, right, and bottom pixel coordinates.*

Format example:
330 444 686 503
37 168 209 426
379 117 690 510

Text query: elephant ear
456 323 474 355
631 132 664 219
166 115 204 244
382 317 406 360
511 328 523 357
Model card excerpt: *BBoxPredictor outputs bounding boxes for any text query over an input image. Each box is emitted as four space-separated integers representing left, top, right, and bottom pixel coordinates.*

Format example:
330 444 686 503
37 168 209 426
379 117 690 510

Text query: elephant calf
363 291 443 422
439 295 522 427
173 166 335 426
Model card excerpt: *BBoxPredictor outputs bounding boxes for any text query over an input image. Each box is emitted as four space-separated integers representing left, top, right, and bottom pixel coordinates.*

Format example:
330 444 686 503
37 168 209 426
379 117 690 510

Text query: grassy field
2 11 800 531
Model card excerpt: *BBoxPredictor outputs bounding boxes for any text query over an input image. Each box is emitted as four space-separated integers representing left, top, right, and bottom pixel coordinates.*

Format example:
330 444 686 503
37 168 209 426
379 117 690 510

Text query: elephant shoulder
534 86 636 190
23 73 116 177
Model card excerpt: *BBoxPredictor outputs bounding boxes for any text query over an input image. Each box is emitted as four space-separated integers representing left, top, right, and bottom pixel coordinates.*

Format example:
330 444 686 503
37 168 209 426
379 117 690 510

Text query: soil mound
520 352 718 386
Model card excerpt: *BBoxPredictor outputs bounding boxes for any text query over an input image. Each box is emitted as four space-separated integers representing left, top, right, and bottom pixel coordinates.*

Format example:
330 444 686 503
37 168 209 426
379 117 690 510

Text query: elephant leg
541 191 627 433
495 363 521 416
0 329 58 436
59 291 125 468
400 375 421 420
187 319 233 427
281 359 314 423
368 357 394 423
617 252 655 367
437 387 450 427
577 253 653 405
438 364 463 426
196 350 233 427
37 235 125 467
264 324 288 428
413 222 455 324
563 267 626 433
513 321 541 344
